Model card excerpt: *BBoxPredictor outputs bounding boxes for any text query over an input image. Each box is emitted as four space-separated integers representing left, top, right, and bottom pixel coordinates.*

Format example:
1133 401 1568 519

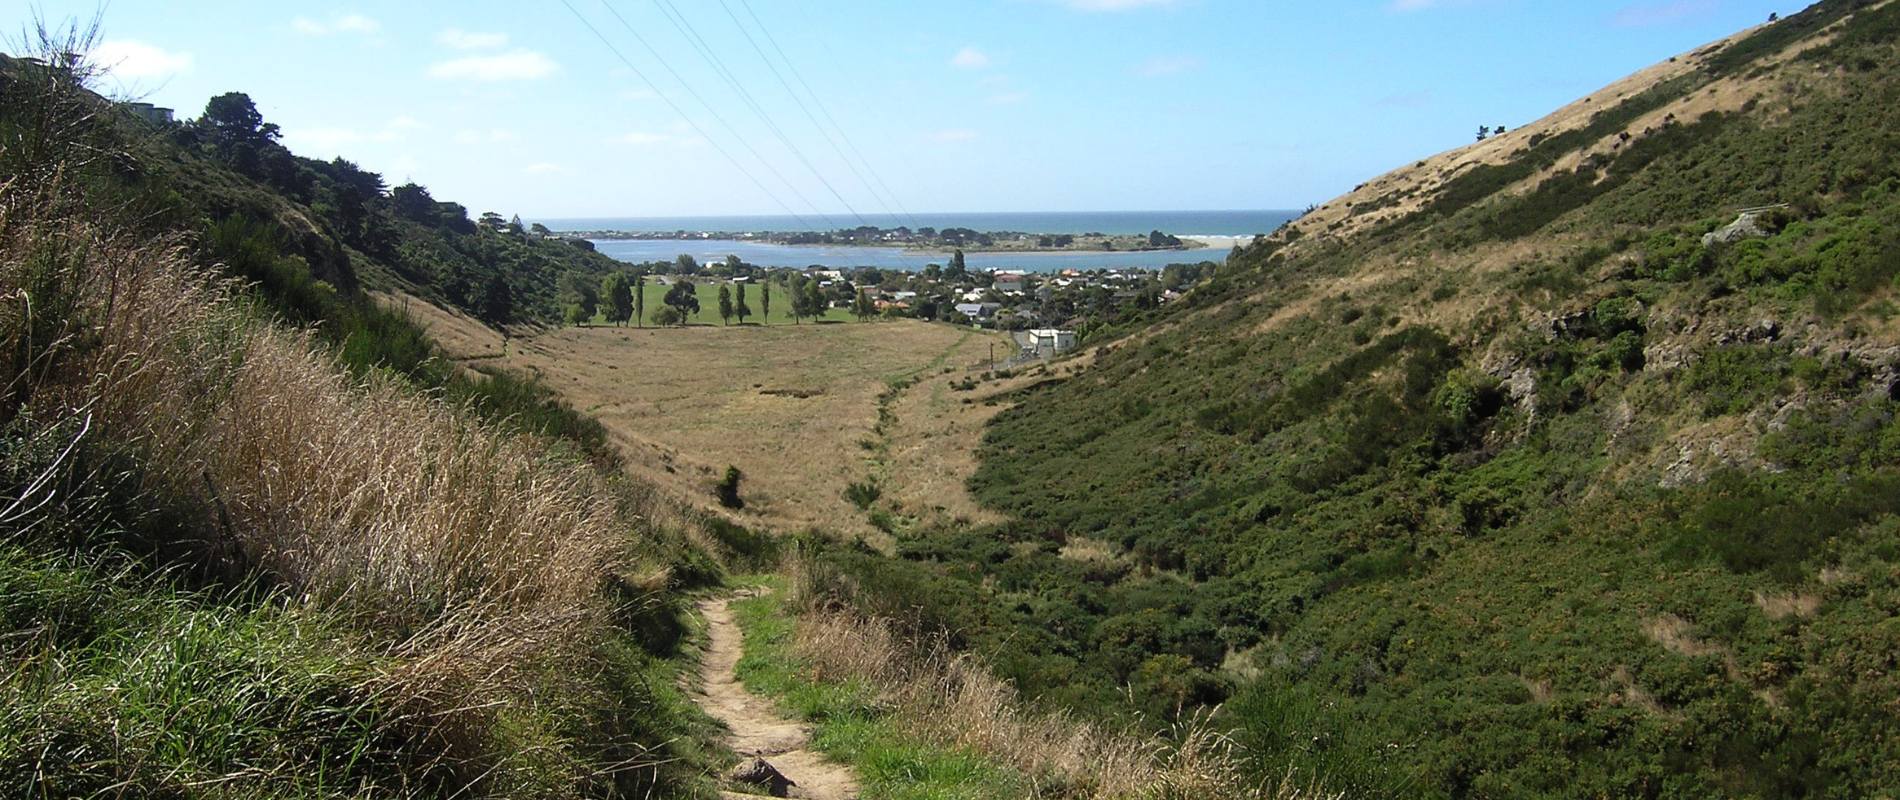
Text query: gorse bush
828 3 1900 797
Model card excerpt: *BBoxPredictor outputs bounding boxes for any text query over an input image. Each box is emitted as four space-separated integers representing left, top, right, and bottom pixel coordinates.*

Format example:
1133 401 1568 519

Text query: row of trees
560 273 889 328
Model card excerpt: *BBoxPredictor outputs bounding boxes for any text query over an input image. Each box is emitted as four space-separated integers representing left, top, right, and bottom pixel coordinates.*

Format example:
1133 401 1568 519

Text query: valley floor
396 293 1018 542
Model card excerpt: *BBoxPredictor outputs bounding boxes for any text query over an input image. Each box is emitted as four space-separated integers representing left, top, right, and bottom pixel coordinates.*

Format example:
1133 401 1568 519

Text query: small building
954 302 1002 323
1025 329 1077 357
123 102 175 125
993 271 1028 293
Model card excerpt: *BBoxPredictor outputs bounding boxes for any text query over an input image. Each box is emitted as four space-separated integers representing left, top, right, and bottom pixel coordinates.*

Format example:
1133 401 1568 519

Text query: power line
589 0 843 229
555 0 818 229
712 0 914 230
733 0 924 231
644 0 871 229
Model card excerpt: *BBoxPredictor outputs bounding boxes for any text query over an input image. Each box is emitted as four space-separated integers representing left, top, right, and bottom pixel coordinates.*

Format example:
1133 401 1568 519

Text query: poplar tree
718 284 734 325
736 281 751 324
634 273 646 328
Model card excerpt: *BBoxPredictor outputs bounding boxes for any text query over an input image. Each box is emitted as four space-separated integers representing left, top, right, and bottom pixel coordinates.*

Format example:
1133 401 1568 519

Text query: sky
18 0 1795 219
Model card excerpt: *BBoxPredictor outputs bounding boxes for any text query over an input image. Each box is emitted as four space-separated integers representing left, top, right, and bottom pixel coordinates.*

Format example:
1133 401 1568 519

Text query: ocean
538 210 1296 236
544 210 1297 273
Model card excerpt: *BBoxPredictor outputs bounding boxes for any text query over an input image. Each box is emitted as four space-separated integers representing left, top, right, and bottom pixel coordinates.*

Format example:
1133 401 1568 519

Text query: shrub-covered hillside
0 36 770 798
816 2 1900 797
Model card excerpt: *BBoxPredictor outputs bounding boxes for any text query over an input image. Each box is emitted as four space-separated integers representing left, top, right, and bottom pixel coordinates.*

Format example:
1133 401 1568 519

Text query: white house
1026 329 1077 357
954 302 1002 322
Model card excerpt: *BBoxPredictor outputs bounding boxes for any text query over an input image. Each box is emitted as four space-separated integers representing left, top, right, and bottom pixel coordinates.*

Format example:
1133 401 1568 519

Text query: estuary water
553 210 1297 273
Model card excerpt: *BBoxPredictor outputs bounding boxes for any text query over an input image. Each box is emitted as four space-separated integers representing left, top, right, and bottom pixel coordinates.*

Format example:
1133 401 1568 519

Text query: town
560 247 1223 355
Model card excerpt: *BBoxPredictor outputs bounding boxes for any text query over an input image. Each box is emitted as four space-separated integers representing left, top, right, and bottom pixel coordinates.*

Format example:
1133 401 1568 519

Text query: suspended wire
555 0 817 229
733 0 924 231
589 0 842 229
712 0 916 230
644 0 871 229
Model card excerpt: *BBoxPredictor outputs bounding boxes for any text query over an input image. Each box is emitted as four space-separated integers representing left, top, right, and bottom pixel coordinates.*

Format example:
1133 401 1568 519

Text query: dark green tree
198 92 280 147
479 274 513 325
853 288 875 321
676 254 700 275
634 273 647 328
664 279 700 326
602 273 633 326
718 284 734 326
716 466 745 509
562 272 599 322
735 281 751 324
805 279 826 322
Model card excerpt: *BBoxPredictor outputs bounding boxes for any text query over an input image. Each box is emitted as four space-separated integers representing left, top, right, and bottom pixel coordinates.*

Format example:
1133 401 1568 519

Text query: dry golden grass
413 305 1008 541
781 560 1340 800
0 174 672 789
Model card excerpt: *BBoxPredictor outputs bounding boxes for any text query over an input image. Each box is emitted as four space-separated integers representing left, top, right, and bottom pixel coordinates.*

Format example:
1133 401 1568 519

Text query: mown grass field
586 279 858 326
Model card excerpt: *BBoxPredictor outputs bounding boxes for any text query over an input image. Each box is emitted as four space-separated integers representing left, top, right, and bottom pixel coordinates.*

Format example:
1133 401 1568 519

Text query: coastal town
578 245 1223 344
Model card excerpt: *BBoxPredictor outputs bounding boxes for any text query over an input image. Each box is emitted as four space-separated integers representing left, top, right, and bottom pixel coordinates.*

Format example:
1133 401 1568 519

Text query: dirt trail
698 594 860 800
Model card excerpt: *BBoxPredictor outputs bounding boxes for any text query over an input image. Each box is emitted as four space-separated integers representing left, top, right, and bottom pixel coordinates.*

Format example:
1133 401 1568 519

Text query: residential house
954 302 1003 323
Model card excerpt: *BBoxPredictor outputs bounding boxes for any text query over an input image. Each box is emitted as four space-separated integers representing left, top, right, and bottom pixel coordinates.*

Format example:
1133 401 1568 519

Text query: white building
1025 329 1077 357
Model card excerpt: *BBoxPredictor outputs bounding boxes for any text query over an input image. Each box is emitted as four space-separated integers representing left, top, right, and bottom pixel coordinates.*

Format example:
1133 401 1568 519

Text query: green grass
0 545 405 798
729 580 1028 800
600 280 856 327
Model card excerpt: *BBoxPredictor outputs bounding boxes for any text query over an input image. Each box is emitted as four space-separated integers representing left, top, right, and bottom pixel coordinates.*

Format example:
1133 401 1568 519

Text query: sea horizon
539 209 1298 237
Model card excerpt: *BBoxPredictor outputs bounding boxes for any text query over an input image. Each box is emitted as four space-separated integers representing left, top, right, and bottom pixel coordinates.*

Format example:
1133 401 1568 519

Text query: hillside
799 2 1900 797
0 30 1295 800
0 36 777 798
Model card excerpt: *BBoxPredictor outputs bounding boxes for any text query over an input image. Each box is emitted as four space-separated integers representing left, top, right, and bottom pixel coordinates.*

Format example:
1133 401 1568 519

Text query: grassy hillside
801 2 1900 797
0 36 778 798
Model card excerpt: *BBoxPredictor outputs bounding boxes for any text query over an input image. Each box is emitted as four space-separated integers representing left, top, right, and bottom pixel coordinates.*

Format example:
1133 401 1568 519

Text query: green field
586 280 858 326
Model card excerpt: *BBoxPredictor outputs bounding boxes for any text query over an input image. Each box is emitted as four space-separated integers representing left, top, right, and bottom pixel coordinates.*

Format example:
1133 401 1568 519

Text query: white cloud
1134 55 1203 77
452 128 518 145
437 28 509 49
930 129 979 143
427 50 560 81
92 40 193 79
950 46 991 69
1055 0 1181 9
292 14 380 36
280 116 425 153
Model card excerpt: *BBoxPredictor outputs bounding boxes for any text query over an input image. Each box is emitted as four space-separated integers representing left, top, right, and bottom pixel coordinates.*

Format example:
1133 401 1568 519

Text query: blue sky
23 0 1792 218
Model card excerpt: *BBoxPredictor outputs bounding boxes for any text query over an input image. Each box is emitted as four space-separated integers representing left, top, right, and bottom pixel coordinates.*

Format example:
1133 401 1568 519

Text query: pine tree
853 288 875 321
718 284 734 326
761 279 772 324
736 281 751 324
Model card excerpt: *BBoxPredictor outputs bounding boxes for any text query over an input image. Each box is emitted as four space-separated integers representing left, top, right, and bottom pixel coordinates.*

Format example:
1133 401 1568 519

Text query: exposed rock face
728 757 796 797
1702 211 1772 246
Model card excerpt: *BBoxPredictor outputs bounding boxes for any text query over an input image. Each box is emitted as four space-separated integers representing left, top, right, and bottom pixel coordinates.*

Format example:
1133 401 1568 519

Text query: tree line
561 270 883 328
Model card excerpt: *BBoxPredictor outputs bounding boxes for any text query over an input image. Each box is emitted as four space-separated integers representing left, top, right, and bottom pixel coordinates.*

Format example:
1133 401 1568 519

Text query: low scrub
778 559 1340 800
